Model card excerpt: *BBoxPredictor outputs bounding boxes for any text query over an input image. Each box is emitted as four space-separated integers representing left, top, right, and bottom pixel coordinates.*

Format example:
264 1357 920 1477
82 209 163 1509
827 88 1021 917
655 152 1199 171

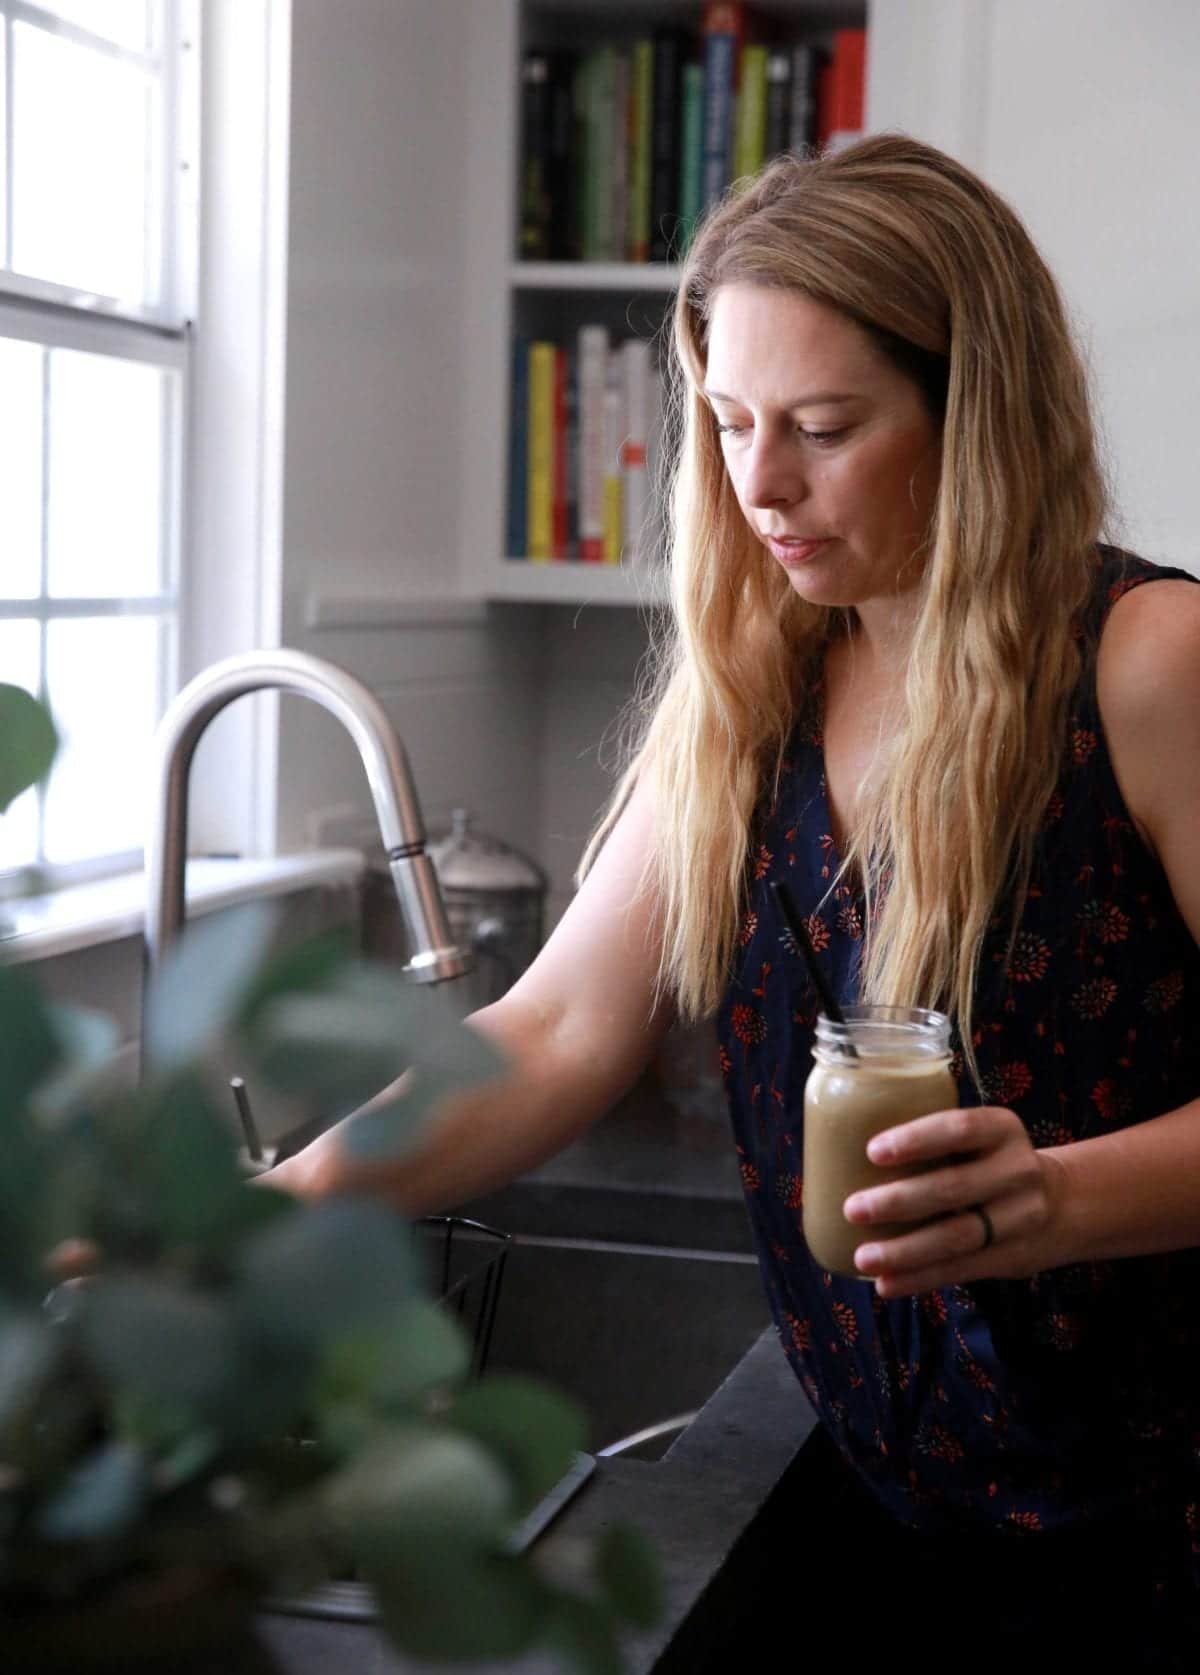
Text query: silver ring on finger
970 1202 996 1251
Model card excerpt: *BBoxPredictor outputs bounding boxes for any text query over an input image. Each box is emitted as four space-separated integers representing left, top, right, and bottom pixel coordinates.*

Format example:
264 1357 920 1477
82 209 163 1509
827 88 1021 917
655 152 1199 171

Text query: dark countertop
247 1326 819 1675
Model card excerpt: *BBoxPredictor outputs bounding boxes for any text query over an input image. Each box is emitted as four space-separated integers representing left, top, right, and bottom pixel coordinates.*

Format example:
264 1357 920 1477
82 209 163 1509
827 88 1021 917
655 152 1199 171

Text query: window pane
42 617 161 865
0 338 44 598
11 23 154 303
33 1 157 54
0 622 43 872
47 349 166 598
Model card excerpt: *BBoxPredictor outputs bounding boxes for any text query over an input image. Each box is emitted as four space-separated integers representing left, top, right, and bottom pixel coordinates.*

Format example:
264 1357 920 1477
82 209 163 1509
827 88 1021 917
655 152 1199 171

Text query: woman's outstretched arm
265 775 675 1215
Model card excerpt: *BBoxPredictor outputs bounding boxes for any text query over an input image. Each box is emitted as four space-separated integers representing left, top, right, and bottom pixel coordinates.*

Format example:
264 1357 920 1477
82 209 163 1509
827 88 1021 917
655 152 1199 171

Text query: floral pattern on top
716 549 1200 1563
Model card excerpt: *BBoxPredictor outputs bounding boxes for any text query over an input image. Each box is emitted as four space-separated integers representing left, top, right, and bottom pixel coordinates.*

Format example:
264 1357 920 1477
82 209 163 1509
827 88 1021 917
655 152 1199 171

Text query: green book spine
585 45 616 262
626 39 654 262
734 44 768 181
678 61 705 253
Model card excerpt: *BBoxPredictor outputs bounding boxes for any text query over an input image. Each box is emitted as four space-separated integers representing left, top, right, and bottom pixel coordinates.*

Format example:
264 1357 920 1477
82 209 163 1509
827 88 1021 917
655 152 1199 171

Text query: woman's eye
715 421 748 437
801 428 846 446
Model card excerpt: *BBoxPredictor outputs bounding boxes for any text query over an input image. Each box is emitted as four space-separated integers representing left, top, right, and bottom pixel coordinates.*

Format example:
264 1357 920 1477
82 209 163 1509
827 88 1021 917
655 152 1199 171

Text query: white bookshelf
459 0 872 610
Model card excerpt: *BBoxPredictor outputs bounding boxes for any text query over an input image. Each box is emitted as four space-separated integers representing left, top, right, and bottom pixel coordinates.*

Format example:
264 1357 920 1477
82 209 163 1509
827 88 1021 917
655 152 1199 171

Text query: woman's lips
764 536 830 566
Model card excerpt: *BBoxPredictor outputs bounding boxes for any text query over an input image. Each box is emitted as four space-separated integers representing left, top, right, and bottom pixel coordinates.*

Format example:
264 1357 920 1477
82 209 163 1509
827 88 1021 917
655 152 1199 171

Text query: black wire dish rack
265 1213 596 1624
418 1212 511 1379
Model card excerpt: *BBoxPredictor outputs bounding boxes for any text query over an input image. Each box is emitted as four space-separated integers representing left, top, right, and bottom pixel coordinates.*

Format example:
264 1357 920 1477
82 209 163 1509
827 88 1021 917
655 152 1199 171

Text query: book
788 44 821 154
678 59 705 252
577 324 609 561
733 43 768 180
583 47 617 262
815 55 835 152
552 345 569 559
619 337 652 564
650 28 687 262
507 337 529 558
610 49 630 266
546 51 578 261
764 50 792 160
564 347 580 556
700 2 745 210
825 28 867 153
626 38 654 262
526 341 557 560
519 52 550 259
602 361 624 564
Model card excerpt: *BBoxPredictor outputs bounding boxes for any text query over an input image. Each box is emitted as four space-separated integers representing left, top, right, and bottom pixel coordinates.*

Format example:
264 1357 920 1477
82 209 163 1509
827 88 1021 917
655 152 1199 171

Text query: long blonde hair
583 136 1106 1064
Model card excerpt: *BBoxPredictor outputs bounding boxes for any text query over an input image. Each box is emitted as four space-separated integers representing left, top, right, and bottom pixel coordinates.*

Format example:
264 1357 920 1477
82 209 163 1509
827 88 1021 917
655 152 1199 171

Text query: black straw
230 1076 263 1162
769 881 856 1051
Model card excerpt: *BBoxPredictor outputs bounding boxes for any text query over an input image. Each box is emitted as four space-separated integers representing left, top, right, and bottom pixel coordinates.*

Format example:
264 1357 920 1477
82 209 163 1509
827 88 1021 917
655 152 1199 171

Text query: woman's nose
740 432 806 509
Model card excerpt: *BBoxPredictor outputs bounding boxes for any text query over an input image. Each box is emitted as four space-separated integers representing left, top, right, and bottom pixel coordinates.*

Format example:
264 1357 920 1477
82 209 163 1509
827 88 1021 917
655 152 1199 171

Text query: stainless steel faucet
144 648 472 991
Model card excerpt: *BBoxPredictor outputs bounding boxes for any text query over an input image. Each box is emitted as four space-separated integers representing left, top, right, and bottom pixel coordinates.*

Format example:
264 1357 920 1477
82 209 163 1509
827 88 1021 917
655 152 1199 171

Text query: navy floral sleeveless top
717 548 1200 1543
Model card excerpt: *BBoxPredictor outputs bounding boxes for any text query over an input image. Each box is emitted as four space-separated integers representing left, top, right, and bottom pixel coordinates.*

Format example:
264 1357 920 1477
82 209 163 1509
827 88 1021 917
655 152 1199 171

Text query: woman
273 136 1200 1664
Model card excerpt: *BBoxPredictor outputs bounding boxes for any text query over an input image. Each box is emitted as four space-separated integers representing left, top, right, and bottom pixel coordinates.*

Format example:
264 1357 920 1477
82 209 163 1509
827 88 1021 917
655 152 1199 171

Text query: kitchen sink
267 1171 769 1626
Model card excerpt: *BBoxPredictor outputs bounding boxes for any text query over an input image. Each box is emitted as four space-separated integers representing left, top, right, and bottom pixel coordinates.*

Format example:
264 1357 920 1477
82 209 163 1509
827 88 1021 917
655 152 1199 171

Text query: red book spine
552 346 569 559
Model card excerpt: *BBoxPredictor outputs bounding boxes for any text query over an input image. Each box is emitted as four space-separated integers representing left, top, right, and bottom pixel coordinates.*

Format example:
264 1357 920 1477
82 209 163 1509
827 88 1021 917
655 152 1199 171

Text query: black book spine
546 51 576 260
519 51 550 260
764 50 792 159
650 28 687 263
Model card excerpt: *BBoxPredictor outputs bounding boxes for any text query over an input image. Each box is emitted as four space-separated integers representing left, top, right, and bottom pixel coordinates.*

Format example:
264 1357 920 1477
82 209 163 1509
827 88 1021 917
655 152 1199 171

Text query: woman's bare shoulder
1097 574 1200 721
1096 574 1200 910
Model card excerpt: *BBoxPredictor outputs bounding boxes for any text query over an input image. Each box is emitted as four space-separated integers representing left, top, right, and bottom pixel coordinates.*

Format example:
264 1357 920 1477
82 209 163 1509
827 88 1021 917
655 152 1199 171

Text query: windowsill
0 850 367 966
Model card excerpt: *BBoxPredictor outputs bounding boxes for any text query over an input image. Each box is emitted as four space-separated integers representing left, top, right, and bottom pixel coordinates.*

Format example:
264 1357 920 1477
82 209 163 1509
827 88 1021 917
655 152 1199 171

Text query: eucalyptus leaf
367 1537 543 1662
235 1198 417 1352
317 1299 470 1413
541 1593 625 1675
0 683 57 812
0 963 63 1116
595 1522 664 1630
234 926 357 1034
32 1003 122 1126
324 1424 514 1548
0 967 60 1293
0 1310 58 1435
138 1071 246 1247
36 1440 148 1544
81 1276 242 1419
336 1080 435 1162
449 1375 588 1510
143 899 278 1073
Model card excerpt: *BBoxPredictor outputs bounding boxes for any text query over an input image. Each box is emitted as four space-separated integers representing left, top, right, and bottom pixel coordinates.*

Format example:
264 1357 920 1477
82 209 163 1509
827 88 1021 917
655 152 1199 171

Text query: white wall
869 0 1200 575
274 0 553 864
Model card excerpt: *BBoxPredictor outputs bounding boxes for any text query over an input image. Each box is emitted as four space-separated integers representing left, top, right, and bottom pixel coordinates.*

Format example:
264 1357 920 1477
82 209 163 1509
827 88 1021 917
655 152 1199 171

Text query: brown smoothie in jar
803 1055 958 1277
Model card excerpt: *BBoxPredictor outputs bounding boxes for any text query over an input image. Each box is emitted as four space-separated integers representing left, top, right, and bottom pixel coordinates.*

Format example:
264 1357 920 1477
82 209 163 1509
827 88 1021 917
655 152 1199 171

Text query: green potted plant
0 682 660 1673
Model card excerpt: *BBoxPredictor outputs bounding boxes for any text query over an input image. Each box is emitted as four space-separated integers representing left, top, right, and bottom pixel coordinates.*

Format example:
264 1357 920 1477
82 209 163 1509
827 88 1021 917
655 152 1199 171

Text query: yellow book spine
603 474 623 564
527 341 556 560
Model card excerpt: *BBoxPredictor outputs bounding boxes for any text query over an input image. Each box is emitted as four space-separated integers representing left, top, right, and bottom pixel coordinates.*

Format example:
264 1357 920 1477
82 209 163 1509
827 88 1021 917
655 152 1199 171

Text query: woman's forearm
263 996 662 1216
1042 1096 1200 1265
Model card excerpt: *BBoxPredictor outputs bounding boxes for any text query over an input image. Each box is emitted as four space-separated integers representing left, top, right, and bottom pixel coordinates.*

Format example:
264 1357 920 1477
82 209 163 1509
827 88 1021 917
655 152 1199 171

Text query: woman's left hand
843 1105 1067 1296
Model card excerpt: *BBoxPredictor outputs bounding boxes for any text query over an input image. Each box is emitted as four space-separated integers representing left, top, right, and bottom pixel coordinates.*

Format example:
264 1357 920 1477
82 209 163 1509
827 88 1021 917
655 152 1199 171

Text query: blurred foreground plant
0 682 660 1672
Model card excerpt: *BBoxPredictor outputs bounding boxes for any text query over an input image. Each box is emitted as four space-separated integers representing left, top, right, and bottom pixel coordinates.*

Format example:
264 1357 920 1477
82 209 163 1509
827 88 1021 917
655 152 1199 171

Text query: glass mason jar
802 1006 957 1278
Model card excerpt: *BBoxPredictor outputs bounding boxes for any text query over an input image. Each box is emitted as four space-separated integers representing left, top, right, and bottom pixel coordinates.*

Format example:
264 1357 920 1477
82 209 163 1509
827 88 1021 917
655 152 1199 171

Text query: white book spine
619 337 652 565
577 324 609 560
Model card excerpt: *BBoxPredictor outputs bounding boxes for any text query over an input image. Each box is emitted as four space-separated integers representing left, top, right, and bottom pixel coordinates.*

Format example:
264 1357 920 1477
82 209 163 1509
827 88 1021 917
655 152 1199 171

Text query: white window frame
0 0 200 890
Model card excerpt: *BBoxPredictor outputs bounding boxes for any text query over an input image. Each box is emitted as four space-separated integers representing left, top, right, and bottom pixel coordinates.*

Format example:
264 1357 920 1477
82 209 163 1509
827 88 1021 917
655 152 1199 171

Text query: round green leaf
235 1198 417 1352
324 1423 514 1549
0 684 57 813
541 1593 625 1675
36 1439 148 1544
318 1298 470 1411
143 899 278 1073
367 1537 543 1662
595 1521 664 1629
449 1375 588 1509
81 1275 241 1416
